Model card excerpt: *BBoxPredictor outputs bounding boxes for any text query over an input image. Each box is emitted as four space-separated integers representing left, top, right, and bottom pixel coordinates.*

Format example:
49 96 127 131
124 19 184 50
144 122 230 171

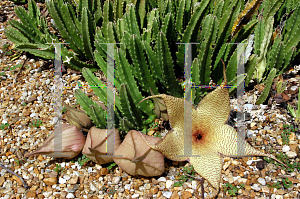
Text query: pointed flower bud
82 127 121 164
24 123 86 159
113 130 165 177
63 102 93 130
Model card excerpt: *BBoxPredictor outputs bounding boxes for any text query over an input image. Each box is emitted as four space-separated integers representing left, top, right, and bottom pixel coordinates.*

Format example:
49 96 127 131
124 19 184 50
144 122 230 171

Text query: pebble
151 186 158 194
66 193 75 198
191 180 197 189
59 177 67 184
251 183 261 191
166 180 174 189
286 151 297 158
181 191 192 199
17 187 26 194
43 177 57 185
124 184 131 190
26 190 37 198
257 178 266 186
132 193 139 198
43 191 52 197
100 168 109 175
244 104 254 112
282 145 290 152
265 176 271 182
262 186 270 193
112 176 121 184
171 191 180 199
275 195 283 199
144 183 151 190
0 176 5 186
163 191 172 198
158 177 166 182
89 182 99 192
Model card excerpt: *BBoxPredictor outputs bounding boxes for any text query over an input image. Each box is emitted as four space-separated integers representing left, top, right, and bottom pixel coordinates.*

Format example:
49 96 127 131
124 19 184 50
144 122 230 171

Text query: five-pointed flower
140 67 287 198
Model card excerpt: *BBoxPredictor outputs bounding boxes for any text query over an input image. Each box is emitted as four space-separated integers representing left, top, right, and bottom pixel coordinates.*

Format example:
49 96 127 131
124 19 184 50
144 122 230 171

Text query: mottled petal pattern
196 79 230 128
189 154 222 198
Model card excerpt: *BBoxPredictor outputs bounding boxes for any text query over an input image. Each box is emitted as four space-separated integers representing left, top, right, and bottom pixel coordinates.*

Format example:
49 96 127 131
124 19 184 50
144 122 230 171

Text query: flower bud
82 127 121 164
63 102 93 130
24 123 85 159
113 130 165 177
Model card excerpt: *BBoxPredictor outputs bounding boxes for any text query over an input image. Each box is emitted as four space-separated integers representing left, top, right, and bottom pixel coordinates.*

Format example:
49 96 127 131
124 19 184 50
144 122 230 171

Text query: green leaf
115 48 152 115
82 68 107 105
157 32 183 97
177 0 210 67
4 25 30 44
15 43 54 60
175 0 185 34
119 84 143 127
256 68 277 105
82 7 95 60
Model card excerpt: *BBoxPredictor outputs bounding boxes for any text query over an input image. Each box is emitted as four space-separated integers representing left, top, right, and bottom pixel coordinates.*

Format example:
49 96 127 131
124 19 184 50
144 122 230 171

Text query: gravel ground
1 1 300 199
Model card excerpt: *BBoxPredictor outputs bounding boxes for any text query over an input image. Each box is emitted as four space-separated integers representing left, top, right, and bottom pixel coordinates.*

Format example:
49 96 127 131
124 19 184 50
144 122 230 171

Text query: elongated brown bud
24 123 85 159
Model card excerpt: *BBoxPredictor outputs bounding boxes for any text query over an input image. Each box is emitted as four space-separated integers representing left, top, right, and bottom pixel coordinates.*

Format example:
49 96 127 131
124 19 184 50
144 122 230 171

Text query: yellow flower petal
196 80 230 128
189 154 222 198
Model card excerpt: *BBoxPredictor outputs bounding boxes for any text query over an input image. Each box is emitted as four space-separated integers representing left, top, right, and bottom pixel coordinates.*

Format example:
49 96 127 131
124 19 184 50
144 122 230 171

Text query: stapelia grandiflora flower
63 102 93 130
113 130 165 177
24 123 85 159
140 66 288 198
82 127 121 164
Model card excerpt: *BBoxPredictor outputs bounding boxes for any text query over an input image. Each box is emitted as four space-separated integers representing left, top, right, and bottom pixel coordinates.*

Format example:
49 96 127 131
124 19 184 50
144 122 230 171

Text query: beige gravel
0 1 300 199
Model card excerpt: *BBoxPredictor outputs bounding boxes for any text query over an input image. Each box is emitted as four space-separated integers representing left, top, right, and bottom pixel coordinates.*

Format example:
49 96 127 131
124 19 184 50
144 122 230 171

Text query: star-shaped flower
141 66 287 198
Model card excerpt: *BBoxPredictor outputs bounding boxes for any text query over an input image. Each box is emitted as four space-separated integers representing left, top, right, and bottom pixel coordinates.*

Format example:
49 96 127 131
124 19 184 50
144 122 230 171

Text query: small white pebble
66 193 75 198
43 192 52 197
59 177 66 184
30 113 36 117
251 183 261 191
89 183 98 191
124 184 131 190
246 160 253 166
163 191 172 198
290 86 298 91
257 178 266 186
166 180 174 189
244 104 254 112
286 151 297 158
158 177 166 182
265 176 271 182
132 194 139 198
87 167 93 173
191 180 197 189
282 145 290 152
112 176 121 184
